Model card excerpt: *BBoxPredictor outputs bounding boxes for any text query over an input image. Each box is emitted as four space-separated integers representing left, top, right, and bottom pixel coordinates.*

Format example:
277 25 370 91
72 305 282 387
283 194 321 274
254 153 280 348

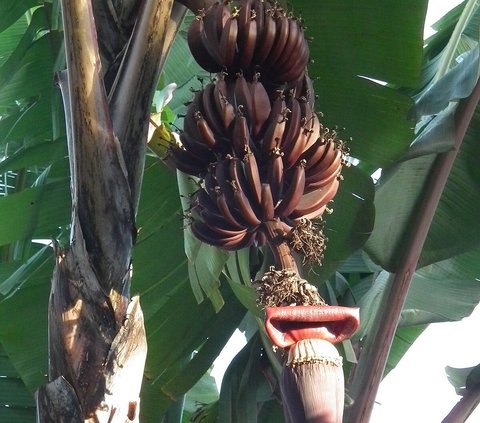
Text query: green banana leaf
0 1 40 34
0 344 35 423
297 0 427 168
351 248 480 376
217 335 284 423
0 248 51 390
446 363 480 396
365 6 480 270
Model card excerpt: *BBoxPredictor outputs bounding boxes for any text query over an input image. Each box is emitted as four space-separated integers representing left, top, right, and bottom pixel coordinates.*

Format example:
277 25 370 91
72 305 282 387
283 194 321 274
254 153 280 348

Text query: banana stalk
263 295 359 423
260 220 360 423
281 340 345 423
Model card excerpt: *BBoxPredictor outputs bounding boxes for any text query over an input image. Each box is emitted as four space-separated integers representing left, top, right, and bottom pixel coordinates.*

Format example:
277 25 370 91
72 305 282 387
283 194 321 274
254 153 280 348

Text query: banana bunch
187 0 309 82
168 0 347 253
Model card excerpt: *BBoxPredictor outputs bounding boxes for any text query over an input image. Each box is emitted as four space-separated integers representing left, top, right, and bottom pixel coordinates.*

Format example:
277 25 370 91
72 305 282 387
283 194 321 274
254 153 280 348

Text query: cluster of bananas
169 0 346 252
187 0 309 82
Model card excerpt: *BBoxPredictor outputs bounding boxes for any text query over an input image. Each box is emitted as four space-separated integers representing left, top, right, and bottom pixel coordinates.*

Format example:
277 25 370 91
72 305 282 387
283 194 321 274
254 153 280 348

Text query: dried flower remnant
254 266 326 307
288 218 326 266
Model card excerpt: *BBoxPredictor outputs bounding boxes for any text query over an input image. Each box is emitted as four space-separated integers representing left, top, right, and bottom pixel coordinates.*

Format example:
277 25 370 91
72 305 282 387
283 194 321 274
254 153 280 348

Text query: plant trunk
442 382 480 423
35 0 185 420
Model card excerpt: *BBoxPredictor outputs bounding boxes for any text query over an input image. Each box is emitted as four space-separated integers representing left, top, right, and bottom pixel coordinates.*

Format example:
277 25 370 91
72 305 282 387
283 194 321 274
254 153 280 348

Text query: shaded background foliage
0 0 479 421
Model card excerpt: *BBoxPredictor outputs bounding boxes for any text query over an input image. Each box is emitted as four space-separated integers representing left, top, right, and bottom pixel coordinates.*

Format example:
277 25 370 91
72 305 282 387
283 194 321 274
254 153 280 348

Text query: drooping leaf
0 178 70 247
309 164 375 282
0 6 51 90
402 104 456 160
385 325 426 375
140 283 246 419
224 250 262 318
0 344 35 423
0 34 55 109
353 252 480 341
218 335 281 423
414 46 480 117
293 0 427 86
291 0 426 168
0 139 66 174
0 251 51 391
419 111 480 266
0 97 56 144
187 246 229 311
0 17 60 145
177 169 230 310
0 10 29 69
0 243 50 296
0 0 39 34
402 260 480 325
364 153 436 271
315 76 416 168
466 364 480 391
183 372 219 414
351 247 480 379
131 161 248 420
160 298 244 400
365 45 480 270
446 365 478 395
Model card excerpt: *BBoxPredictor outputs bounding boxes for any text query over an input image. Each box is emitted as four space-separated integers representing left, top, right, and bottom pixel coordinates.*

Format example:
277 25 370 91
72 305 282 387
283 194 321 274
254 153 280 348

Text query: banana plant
1 0 480 422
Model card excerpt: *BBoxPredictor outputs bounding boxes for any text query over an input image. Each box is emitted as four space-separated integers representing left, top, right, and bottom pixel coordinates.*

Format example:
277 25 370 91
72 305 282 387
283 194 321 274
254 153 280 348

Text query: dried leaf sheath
61 0 134 304
109 0 178 209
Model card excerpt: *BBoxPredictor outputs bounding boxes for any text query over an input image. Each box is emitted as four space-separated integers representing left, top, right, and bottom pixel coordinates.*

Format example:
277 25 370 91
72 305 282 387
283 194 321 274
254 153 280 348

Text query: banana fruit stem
175 0 215 14
263 220 299 273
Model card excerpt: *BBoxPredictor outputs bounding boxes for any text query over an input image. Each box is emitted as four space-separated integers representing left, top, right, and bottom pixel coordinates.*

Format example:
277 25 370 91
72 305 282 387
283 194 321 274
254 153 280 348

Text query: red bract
264 305 360 349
